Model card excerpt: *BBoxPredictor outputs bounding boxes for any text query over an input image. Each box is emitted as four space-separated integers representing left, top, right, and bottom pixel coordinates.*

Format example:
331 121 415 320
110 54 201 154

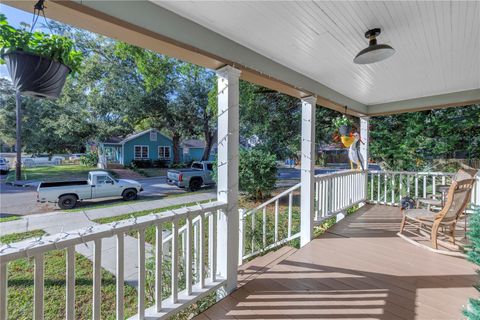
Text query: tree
176 64 216 160
465 206 480 319
370 105 480 171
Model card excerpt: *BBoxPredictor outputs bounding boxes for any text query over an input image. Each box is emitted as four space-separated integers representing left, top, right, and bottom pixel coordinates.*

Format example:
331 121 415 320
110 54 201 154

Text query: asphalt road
0 175 211 216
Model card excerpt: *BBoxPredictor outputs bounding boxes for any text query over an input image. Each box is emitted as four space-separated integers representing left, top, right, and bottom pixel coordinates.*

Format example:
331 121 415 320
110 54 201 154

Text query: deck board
195 204 477 319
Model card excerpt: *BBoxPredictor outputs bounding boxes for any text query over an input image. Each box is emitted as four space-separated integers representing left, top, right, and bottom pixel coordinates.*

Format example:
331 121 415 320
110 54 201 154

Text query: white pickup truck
37 171 143 209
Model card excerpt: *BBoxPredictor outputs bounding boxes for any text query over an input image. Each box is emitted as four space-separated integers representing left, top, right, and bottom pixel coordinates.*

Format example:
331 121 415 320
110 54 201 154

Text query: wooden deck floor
195 205 477 320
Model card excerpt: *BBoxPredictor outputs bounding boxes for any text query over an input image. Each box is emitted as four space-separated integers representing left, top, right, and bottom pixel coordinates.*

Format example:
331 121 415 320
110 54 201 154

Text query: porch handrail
0 201 227 320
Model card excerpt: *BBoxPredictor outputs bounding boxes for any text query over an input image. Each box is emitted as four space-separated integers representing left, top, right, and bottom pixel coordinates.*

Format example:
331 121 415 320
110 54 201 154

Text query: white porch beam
367 88 480 116
215 65 241 294
359 117 369 171
300 96 317 247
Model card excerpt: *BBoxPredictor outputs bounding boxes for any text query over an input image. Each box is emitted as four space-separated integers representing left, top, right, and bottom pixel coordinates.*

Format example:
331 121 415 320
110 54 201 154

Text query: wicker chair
400 178 475 249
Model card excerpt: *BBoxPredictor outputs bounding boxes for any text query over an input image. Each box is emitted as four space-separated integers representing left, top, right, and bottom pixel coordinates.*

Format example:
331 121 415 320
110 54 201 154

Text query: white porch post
300 96 317 247
215 65 241 294
360 116 370 170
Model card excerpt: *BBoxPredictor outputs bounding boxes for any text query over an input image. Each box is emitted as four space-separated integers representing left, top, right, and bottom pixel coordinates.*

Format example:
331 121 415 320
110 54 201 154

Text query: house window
158 146 171 160
134 145 149 159
150 131 157 141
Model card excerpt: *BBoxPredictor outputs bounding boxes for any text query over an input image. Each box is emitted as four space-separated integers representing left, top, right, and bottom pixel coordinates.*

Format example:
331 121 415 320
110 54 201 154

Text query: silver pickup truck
37 171 143 209
167 161 215 191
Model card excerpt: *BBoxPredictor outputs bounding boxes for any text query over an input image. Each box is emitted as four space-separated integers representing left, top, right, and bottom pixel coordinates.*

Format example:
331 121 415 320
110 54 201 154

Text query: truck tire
188 178 202 191
58 195 78 210
122 189 138 201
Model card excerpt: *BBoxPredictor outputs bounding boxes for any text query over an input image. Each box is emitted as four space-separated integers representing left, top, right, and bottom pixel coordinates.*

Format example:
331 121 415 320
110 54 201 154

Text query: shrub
79 152 98 167
464 206 480 319
239 149 277 200
131 159 152 168
152 160 169 168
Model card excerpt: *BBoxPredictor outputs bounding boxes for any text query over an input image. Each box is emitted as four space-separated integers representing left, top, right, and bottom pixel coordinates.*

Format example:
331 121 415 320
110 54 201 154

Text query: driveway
0 175 214 217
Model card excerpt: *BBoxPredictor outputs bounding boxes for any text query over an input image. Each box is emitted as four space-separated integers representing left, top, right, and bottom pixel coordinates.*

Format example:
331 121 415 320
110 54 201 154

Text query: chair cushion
405 209 436 221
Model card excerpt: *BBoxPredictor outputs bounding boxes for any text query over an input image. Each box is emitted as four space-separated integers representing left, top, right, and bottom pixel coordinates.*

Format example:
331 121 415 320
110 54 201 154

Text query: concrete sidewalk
0 191 216 235
1 191 216 288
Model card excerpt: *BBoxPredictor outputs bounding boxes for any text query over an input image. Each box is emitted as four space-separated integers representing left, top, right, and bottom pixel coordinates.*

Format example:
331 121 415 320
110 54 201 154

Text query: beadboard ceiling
152 1 480 106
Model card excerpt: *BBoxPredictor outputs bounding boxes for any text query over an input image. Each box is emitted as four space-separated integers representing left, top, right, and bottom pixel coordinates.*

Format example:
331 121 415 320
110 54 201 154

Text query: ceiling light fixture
353 28 395 64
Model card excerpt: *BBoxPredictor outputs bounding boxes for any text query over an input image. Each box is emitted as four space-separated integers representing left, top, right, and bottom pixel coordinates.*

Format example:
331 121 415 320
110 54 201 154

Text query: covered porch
1 1 480 320
198 204 476 320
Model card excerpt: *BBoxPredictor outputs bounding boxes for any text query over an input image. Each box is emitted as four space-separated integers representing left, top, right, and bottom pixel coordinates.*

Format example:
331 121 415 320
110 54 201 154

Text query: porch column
360 116 370 170
300 96 317 247
215 65 241 293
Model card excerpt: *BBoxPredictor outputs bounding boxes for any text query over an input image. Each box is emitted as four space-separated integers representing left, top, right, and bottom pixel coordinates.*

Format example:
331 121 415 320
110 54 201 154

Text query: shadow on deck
195 205 476 320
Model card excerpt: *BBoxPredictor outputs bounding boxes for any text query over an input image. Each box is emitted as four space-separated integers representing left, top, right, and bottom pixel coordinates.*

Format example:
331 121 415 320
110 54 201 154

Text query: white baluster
66 246 75 320
238 211 244 266
155 224 162 312
116 234 124 319
93 239 101 320
171 220 179 303
288 193 293 237
0 261 7 320
274 200 279 243
138 228 146 319
186 216 193 295
263 207 267 248
34 254 44 320
199 213 205 288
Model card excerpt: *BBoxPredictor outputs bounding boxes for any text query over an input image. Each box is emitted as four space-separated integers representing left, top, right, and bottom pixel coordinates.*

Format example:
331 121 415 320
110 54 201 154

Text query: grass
6 165 118 183
0 216 21 223
0 230 139 319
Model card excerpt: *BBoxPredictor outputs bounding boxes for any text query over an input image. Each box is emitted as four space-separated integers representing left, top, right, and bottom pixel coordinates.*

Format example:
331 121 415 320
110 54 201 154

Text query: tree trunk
15 91 22 181
172 134 181 164
202 130 216 161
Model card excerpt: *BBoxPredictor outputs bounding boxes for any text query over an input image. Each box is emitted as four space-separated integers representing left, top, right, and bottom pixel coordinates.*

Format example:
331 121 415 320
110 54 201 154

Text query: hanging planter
333 114 354 137
0 4 82 99
3 51 71 99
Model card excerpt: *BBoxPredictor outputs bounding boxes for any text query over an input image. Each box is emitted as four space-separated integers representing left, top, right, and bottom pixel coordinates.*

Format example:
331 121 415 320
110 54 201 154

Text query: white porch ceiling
153 1 480 107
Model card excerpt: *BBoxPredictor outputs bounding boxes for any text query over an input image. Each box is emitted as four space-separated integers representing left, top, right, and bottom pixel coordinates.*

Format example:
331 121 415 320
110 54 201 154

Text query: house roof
101 129 172 145
182 139 217 149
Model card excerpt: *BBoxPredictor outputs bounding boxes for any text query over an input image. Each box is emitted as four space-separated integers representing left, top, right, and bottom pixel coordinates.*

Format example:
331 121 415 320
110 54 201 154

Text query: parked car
22 154 65 167
0 157 10 174
167 161 215 191
69 153 85 161
37 171 143 209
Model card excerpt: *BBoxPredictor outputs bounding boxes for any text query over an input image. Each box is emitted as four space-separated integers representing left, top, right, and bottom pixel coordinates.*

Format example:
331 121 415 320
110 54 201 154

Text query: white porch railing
367 171 480 209
314 170 367 223
1 169 478 319
239 170 367 264
0 201 227 320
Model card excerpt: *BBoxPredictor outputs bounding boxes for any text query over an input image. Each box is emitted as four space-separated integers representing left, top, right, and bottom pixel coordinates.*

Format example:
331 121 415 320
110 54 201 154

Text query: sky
1 4 54 79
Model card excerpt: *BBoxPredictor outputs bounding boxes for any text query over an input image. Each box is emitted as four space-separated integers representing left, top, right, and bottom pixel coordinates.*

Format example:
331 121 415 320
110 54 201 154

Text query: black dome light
353 28 395 64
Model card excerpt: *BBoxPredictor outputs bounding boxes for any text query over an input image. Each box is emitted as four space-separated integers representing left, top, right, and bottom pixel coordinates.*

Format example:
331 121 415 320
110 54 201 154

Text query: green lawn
0 216 21 223
6 165 118 182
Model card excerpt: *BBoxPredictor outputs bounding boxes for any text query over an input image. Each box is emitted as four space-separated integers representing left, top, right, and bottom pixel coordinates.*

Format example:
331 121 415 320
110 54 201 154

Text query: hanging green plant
333 115 354 136
0 11 83 98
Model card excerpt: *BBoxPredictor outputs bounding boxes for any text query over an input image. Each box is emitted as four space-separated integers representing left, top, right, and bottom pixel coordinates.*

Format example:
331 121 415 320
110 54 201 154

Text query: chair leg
400 214 406 233
432 223 440 249
450 224 456 245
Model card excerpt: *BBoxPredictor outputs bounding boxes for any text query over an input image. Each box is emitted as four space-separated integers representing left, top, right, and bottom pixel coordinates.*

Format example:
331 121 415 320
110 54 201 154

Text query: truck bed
39 180 89 188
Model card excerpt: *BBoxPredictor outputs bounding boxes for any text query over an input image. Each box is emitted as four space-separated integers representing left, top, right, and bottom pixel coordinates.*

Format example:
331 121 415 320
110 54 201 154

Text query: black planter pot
3 51 70 99
338 125 351 136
